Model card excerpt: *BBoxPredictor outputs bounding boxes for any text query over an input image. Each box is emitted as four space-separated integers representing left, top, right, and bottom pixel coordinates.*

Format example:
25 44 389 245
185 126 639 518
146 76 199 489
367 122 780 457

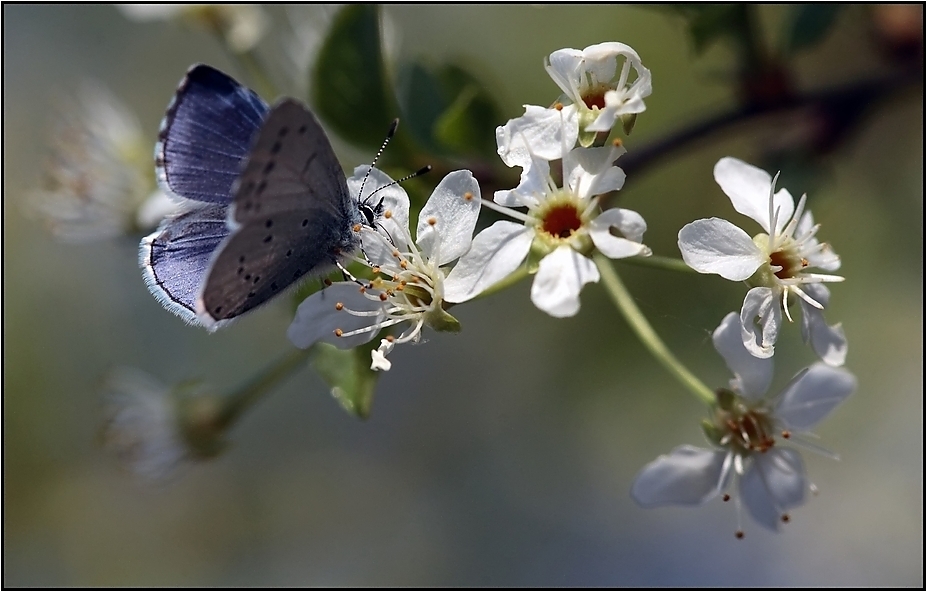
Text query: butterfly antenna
358 118 400 202
368 165 432 207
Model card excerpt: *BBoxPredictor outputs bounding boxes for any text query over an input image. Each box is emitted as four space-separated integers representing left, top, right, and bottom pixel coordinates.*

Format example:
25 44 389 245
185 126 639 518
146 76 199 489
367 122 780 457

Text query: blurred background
3 4 923 586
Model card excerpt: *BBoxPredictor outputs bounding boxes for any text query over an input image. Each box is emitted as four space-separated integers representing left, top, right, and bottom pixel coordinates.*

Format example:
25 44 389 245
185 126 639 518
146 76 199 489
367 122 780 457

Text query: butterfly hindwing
140 203 231 323
156 64 269 204
197 212 351 321
197 99 364 324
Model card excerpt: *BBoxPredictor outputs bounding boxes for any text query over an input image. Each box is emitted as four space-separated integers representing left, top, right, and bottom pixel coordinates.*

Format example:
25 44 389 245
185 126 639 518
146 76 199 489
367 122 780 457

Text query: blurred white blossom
631 313 856 535
27 84 177 242
678 157 847 364
100 368 189 481
445 110 650 318
118 4 268 52
288 168 481 371
101 368 229 481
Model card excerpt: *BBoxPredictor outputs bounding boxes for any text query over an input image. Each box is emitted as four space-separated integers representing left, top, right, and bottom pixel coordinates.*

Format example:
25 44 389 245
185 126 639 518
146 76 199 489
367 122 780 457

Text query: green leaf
311 4 394 150
311 342 380 419
783 4 844 54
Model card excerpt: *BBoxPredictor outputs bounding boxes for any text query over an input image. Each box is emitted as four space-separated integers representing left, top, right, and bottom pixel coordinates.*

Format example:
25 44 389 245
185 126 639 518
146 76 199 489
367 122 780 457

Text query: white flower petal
416 170 480 265
563 143 627 198
530 246 599 318
678 218 765 280
775 363 855 432
586 106 620 133
496 105 578 169
576 42 621 84
740 449 807 531
631 446 728 507
799 298 848 367
360 228 399 270
443 221 533 303
712 312 774 399
589 208 650 259
573 158 626 199
494 105 580 207
287 283 384 349
796 210 841 271
740 287 781 359
714 157 794 234
545 48 584 100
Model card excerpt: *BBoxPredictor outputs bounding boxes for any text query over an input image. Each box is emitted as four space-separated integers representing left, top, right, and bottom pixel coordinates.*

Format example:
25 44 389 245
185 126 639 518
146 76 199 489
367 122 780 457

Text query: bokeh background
4 4 923 587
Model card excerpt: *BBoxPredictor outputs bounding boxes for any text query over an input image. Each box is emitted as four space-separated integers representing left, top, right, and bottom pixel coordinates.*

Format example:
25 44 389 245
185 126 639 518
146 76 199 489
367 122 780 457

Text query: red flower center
541 204 583 239
582 90 607 110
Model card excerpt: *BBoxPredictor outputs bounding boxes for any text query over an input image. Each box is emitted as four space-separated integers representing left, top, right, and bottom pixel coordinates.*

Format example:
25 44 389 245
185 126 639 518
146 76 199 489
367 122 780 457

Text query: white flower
118 4 268 52
678 157 847 365
287 169 481 371
444 112 650 318
631 312 857 535
545 42 652 143
26 84 179 242
100 368 189 481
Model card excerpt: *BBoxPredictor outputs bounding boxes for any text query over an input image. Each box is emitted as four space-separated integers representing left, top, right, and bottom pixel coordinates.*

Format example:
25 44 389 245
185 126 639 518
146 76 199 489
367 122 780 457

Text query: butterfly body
141 64 365 329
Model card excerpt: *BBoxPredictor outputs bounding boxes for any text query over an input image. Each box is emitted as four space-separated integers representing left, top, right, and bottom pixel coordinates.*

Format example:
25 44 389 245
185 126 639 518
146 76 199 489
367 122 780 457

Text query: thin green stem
594 253 715 406
620 254 695 274
217 347 313 429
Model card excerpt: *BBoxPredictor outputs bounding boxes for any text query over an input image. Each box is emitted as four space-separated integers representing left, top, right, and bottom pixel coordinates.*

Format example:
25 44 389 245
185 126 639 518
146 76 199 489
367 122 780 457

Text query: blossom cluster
634 158 854 535
286 42 656 367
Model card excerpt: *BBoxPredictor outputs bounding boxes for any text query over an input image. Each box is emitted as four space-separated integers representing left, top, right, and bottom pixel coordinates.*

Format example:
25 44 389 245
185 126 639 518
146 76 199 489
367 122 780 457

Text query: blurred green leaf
396 62 449 152
396 60 501 157
433 64 501 156
664 4 750 55
783 4 844 54
311 4 394 150
312 342 380 419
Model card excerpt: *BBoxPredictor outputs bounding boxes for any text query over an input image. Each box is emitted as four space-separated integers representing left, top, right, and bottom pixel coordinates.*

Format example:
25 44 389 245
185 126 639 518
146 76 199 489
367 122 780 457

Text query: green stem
594 253 715 406
217 347 313 429
620 254 695 274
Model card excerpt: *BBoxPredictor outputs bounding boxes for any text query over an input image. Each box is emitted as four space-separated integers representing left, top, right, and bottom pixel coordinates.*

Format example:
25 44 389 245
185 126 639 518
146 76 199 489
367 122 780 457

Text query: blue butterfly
141 64 380 329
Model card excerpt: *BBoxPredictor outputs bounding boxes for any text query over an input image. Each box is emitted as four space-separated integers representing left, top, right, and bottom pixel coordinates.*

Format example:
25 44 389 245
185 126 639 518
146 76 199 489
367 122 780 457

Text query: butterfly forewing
230 99 354 222
156 64 269 204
